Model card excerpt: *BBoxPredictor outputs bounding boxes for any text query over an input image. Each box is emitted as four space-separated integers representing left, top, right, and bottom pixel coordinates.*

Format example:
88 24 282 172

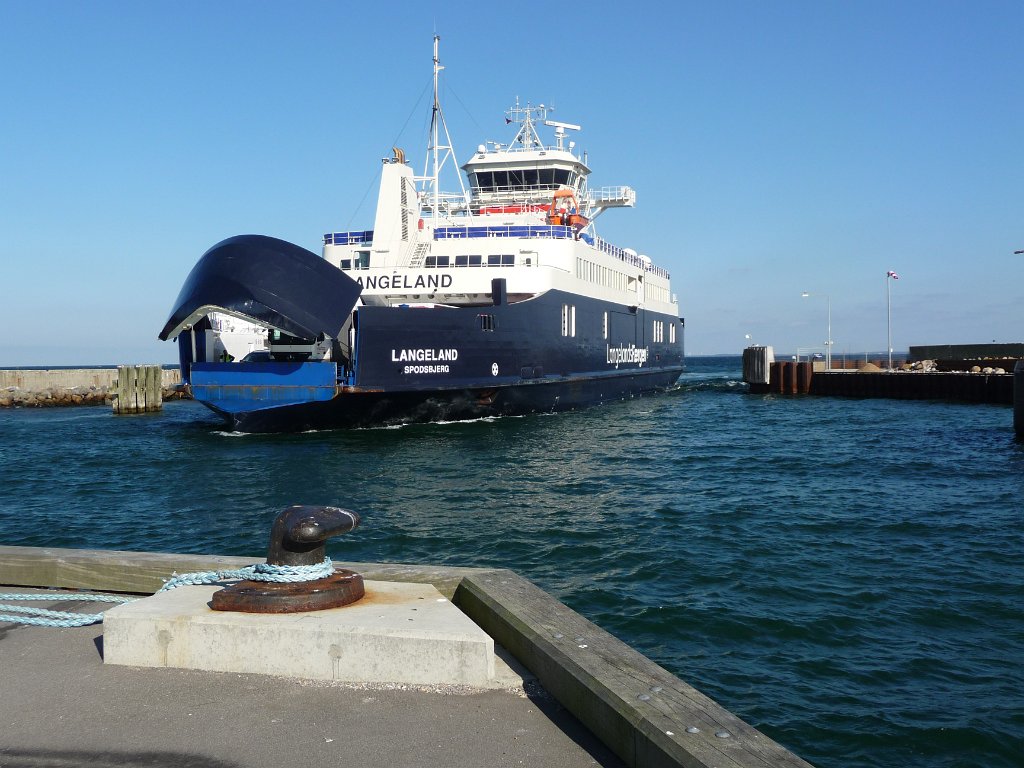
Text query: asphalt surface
0 589 623 768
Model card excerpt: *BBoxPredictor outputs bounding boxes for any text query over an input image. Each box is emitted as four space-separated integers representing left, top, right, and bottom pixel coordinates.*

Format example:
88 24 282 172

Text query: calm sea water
1 356 1021 768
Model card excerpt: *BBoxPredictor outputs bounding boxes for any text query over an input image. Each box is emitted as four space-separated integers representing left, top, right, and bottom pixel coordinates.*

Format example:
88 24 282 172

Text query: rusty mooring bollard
210 505 365 613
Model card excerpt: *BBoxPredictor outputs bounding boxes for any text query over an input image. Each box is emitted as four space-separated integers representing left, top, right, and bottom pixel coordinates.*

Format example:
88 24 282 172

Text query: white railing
588 186 636 206
594 237 670 279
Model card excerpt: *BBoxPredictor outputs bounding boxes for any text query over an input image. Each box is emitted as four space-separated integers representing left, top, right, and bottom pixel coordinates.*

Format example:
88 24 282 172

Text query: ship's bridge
461 101 635 220
463 147 589 214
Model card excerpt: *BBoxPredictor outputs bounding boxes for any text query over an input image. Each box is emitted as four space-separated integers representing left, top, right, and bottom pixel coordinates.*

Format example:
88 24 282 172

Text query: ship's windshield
471 168 574 193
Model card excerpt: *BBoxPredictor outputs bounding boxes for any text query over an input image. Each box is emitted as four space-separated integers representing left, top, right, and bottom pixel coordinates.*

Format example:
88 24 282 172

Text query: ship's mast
421 35 467 222
507 98 547 150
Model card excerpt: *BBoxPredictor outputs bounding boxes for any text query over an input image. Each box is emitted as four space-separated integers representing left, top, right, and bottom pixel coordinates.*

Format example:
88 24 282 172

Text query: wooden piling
784 361 798 394
741 346 774 394
796 362 813 394
770 361 784 394
112 364 164 414
1015 361 1024 437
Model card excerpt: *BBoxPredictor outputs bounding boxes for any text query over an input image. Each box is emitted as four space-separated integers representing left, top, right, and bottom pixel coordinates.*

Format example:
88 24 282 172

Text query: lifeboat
546 189 588 231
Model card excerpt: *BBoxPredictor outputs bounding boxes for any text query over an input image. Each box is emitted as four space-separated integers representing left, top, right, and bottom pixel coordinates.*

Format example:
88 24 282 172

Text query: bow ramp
159 234 361 342
159 235 362 418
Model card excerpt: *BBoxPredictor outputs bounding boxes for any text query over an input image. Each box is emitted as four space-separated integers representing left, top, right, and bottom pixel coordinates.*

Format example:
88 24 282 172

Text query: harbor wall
810 370 1013 403
745 361 1013 404
1016 360 1024 437
0 368 182 408
908 343 1024 364
0 545 813 768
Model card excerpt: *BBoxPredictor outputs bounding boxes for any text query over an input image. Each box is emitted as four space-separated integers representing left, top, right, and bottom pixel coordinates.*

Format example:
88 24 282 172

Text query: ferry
159 38 685 432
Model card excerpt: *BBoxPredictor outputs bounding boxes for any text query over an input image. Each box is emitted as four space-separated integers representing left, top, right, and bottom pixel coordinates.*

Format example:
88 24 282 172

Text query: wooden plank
112 366 122 413
143 364 156 411
0 545 498 600
455 571 814 768
130 365 140 413
141 365 151 412
124 365 133 413
127 365 138 413
151 364 163 410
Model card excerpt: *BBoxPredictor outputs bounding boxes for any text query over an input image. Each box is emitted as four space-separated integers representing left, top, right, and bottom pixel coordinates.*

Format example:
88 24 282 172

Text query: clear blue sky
2 1 1021 365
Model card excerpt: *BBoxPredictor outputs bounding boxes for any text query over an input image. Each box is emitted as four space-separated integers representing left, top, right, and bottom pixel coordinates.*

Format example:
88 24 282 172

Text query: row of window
470 168 575 191
481 304 679 346
561 304 576 337
426 254 516 268
647 283 671 305
651 320 677 344
576 257 630 293
338 251 372 270
569 307 677 344
338 254 519 270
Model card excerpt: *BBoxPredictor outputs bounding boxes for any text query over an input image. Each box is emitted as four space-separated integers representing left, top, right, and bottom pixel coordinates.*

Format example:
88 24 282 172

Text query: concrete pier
1 546 813 768
1 588 613 768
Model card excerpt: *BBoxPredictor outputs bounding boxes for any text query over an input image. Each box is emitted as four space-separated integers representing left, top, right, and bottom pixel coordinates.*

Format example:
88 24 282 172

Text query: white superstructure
322 36 677 325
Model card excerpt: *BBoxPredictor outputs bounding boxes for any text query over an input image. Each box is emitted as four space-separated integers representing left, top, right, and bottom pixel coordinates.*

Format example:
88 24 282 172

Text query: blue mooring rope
0 557 335 628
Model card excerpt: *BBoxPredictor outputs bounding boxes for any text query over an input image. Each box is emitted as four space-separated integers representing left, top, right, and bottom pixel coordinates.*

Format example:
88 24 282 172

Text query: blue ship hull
194 364 684 432
189 288 685 432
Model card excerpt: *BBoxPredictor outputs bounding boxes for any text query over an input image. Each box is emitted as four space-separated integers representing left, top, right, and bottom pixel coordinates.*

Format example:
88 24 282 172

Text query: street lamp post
886 271 899 369
801 292 831 370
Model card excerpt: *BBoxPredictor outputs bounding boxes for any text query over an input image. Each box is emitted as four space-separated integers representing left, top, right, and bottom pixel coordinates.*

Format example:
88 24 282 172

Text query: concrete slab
0 602 625 768
104 580 496 686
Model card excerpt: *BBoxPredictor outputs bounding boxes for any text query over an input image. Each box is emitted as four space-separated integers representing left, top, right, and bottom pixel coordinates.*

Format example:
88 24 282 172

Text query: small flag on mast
887 270 900 280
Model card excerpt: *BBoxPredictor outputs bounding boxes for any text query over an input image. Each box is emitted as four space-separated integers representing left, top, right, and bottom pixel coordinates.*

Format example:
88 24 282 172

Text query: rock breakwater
0 368 184 408
0 385 187 408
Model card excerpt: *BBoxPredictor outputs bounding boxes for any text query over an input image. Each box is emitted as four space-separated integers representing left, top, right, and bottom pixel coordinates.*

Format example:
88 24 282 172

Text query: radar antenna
543 119 581 151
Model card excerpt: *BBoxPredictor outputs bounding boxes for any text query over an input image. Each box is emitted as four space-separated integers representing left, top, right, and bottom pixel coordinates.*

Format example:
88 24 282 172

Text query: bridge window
470 168 573 191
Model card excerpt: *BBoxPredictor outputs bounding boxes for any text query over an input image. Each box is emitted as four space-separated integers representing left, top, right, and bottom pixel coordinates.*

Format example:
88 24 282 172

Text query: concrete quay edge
0 545 813 768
